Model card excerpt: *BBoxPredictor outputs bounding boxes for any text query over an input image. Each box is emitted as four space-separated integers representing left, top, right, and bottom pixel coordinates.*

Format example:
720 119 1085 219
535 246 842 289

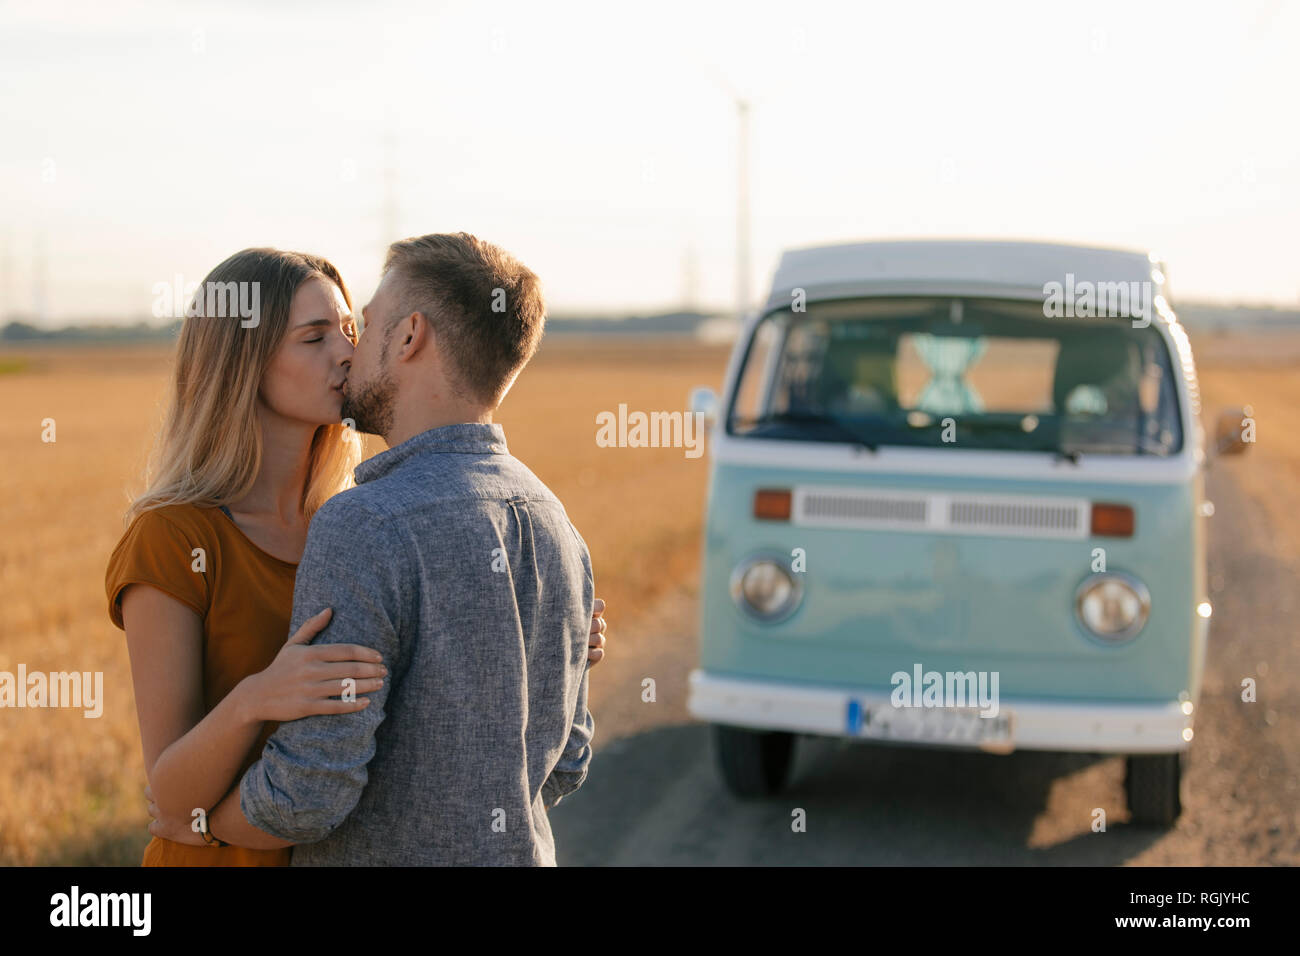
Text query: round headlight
1074 572 1150 641
730 556 802 621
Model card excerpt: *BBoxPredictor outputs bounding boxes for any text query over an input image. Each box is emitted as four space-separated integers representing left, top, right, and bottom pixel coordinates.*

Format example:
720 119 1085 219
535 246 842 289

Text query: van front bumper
688 671 1193 754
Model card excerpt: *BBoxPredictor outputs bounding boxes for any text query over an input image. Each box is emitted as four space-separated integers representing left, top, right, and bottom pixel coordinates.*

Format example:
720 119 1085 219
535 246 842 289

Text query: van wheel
713 725 795 797
1125 753 1183 826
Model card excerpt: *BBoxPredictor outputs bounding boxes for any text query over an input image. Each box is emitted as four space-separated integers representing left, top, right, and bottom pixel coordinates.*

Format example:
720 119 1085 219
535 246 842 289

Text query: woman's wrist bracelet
200 817 230 848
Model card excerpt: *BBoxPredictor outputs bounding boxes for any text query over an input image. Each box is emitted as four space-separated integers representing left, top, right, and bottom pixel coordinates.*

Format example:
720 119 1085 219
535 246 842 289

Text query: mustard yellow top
106 502 297 867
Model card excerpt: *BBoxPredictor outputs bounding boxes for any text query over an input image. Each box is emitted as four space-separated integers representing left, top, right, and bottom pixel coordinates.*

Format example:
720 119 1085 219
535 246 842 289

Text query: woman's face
259 275 356 427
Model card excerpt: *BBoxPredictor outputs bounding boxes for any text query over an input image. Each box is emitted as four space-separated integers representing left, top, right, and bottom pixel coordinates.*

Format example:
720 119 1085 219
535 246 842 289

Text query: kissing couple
106 233 605 866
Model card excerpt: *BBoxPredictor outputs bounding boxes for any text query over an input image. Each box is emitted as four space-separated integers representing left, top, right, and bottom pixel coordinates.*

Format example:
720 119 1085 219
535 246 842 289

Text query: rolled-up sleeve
239 496 405 843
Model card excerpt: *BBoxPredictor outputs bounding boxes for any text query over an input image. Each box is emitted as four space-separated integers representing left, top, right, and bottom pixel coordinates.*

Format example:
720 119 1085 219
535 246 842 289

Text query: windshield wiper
1057 426 1172 460
735 412 879 452
915 416 1080 460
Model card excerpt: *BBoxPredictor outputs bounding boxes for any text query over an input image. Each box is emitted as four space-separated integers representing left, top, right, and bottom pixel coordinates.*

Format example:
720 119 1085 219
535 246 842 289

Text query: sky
0 0 1297 324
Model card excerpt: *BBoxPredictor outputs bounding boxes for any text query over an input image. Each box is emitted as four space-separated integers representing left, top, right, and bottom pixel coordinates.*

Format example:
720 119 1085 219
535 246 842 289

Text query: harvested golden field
0 336 730 865
1192 331 1300 563
0 329 1296 865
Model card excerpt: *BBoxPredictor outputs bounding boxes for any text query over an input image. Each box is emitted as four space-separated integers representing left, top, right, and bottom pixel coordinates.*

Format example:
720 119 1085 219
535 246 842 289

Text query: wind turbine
695 61 760 324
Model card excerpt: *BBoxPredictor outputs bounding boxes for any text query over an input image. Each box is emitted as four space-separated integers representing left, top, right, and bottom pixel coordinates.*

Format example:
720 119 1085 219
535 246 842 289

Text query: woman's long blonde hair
127 248 361 524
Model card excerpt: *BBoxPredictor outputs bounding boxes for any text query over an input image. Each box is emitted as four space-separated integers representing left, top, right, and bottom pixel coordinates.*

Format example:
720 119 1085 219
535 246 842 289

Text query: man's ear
394 311 432 362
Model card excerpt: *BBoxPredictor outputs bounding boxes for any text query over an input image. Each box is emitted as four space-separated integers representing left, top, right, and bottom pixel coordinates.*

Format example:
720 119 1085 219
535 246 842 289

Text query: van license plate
845 699 1014 750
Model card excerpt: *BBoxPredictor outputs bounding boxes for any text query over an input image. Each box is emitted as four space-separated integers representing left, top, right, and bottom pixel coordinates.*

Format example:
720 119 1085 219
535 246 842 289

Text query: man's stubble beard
341 332 397 439
341 371 396 439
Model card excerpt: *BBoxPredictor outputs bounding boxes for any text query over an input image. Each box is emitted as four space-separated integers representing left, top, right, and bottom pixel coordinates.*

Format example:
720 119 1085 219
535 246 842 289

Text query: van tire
1125 753 1183 826
713 725 796 797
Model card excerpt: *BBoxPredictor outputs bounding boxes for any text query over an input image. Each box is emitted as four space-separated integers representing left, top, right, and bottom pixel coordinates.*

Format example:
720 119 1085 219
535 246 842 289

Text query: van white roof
764 239 1166 310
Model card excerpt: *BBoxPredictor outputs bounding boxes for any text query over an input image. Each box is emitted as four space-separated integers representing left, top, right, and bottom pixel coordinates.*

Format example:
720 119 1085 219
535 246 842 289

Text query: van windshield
728 297 1184 455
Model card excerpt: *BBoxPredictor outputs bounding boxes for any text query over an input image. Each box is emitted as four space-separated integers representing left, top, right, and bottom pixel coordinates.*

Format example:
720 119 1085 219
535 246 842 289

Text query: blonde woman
105 248 608 866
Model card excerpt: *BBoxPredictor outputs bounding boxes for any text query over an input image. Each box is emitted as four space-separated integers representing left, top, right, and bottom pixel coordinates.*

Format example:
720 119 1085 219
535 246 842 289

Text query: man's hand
588 597 607 666
144 785 210 847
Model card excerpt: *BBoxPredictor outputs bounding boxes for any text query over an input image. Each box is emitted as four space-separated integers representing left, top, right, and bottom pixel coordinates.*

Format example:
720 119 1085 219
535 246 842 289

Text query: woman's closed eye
306 323 355 345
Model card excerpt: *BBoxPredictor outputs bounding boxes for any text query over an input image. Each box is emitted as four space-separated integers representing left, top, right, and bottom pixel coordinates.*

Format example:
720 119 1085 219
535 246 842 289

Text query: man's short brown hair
382 232 546 407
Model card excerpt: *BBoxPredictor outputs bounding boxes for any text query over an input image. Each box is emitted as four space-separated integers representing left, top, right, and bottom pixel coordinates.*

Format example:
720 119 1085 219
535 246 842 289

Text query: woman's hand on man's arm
588 597 608 665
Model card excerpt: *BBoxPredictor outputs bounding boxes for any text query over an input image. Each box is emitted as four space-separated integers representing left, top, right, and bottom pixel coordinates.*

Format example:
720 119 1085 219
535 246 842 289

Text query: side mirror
1213 404 1254 457
689 386 720 433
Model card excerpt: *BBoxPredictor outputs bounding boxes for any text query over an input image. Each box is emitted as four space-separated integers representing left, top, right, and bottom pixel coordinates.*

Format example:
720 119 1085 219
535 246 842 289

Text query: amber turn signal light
1091 503 1135 537
754 489 792 521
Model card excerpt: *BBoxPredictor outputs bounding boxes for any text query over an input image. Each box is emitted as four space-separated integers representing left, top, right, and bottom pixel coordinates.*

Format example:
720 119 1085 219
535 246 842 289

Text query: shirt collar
354 422 508 484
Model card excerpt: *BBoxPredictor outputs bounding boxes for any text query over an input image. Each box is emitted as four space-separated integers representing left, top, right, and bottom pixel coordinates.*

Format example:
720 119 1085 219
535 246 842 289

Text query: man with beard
201 232 596 865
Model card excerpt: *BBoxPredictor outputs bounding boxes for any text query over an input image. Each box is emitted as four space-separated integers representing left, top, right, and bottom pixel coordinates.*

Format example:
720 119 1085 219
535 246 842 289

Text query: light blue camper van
687 239 1251 826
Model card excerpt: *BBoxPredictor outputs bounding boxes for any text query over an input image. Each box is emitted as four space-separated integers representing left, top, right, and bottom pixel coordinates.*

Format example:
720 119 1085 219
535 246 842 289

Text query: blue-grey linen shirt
238 423 595 865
